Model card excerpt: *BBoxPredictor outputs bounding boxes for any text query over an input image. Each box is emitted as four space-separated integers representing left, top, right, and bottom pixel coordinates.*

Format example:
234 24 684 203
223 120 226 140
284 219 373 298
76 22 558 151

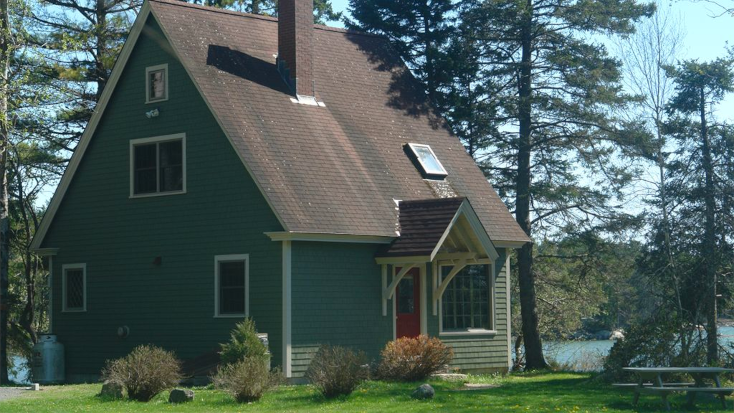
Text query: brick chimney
278 0 314 98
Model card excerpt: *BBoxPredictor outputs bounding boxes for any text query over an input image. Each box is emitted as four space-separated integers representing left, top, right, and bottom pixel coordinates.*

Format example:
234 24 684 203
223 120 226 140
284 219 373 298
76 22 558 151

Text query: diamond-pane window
63 265 86 312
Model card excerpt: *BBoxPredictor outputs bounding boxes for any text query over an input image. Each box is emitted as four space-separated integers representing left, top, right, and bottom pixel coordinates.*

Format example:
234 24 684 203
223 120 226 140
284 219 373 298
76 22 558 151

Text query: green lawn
0 372 730 412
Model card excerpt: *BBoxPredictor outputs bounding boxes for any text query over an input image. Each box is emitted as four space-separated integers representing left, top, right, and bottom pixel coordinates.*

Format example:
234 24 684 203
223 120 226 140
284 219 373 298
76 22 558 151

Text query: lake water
9 355 30 384
541 326 734 371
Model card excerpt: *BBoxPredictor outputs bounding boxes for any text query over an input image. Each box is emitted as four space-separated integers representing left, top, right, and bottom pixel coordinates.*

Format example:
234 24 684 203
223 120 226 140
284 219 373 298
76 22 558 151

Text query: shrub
212 357 282 403
377 335 453 381
305 344 369 398
219 318 269 366
101 344 182 402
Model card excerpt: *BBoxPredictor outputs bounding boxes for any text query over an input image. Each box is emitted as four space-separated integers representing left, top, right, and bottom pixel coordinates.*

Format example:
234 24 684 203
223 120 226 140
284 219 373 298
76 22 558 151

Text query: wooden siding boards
41 17 284 380
290 241 393 378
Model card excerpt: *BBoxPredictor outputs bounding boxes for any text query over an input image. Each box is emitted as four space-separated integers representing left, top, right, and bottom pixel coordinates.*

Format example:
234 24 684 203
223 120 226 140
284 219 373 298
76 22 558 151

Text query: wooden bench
638 386 734 409
612 382 694 389
622 367 734 411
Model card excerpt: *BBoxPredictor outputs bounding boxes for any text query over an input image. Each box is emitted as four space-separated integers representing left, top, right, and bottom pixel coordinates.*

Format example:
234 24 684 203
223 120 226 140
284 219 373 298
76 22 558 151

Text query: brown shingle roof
148 0 529 243
377 198 464 257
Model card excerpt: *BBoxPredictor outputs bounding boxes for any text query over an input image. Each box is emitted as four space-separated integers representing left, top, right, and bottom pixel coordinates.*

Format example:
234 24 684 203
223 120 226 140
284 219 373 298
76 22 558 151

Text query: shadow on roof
206 44 291 96
345 33 445 131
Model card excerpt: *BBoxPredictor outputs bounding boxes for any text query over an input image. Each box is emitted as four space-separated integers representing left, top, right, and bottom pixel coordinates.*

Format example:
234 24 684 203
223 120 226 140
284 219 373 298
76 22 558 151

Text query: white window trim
129 133 187 198
407 143 448 176
145 63 168 104
62 263 87 313
214 254 249 318
438 261 497 336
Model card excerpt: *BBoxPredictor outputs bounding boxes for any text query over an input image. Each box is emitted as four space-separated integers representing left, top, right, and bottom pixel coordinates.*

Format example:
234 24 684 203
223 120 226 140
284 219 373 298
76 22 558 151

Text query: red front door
396 268 421 338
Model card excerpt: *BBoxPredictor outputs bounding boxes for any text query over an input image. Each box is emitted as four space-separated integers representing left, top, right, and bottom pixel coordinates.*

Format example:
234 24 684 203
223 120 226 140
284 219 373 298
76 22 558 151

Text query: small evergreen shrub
101 344 182 402
305 344 369 398
377 335 453 381
212 357 282 403
219 318 269 365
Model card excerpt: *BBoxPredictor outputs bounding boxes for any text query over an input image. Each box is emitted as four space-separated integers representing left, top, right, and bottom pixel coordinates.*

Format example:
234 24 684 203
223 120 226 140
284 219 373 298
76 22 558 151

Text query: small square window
130 134 186 197
407 143 448 177
146 64 168 103
62 264 86 312
215 255 249 317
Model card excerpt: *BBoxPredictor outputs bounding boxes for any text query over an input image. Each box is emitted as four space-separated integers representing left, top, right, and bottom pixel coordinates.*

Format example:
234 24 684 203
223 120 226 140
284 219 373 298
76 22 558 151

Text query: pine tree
664 58 734 363
186 0 341 24
346 0 455 103
466 0 654 369
31 0 140 153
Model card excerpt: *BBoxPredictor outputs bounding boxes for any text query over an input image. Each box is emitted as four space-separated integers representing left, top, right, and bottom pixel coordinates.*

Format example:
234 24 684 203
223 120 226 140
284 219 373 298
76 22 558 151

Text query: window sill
145 97 168 104
439 329 497 337
130 190 186 199
62 309 87 313
214 314 247 318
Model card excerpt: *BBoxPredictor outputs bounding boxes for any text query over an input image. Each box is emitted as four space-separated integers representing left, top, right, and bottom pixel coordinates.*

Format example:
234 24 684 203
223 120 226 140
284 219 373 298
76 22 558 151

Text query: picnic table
621 367 734 411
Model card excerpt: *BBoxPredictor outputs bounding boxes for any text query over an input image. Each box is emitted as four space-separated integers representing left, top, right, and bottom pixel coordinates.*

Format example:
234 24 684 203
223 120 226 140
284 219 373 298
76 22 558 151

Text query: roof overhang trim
493 240 529 249
30 2 154 252
265 232 394 244
430 200 499 262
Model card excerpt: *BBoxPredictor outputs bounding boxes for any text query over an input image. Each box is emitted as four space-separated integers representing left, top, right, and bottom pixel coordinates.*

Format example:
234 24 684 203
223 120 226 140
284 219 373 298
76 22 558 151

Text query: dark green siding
290 242 393 378
42 16 284 381
427 250 511 372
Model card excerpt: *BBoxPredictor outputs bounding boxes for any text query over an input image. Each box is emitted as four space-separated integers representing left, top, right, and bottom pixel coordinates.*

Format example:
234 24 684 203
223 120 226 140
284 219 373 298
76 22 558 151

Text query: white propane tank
31 334 65 384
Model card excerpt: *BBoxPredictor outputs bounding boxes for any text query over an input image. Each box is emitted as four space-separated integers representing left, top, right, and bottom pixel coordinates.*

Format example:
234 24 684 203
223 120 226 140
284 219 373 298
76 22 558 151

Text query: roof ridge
148 0 386 39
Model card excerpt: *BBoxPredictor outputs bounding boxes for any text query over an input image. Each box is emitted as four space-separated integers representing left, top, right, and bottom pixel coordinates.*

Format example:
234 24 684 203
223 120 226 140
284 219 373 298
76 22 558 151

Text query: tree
0 0 12 384
346 0 455 103
186 0 341 24
467 0 653 369
30 0 140 155
617 1 692 356
664 57 734 363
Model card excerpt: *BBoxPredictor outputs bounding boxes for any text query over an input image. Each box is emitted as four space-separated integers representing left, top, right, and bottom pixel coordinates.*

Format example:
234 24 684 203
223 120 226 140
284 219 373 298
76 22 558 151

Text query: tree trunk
700 87 718 364
0 0 10 384
95 0 107 102
516 0 546 370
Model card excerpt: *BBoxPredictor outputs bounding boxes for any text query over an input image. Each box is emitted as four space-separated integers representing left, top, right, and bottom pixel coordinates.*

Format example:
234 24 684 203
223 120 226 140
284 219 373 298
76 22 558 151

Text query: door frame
393 263 427 340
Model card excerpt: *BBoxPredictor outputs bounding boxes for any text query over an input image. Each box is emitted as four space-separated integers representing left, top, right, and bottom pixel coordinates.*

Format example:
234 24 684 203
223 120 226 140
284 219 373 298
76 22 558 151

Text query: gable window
214 254 249 317
407 143 448 177
62 264 86 312
440 264 494 333
130 134 186 197
145 64 168 103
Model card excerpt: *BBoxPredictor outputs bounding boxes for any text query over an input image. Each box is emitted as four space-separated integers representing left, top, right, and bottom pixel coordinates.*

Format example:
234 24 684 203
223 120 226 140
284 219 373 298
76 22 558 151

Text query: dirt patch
454 383 500 391
0 387 29 402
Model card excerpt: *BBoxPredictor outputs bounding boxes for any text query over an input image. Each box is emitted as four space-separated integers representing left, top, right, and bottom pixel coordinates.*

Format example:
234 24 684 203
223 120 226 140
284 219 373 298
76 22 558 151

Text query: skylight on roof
408 143 448 177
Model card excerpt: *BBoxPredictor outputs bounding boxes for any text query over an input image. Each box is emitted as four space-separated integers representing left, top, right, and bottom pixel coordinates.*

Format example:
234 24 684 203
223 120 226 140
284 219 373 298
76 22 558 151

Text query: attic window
408 143 448 177
146 64 168 103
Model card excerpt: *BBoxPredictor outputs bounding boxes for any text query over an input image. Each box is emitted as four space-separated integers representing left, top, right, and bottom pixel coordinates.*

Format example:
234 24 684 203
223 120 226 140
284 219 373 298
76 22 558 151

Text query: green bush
305 344 369 398
219 318 269 365
212 357 282 403
101 344 182 402
377 335 453 381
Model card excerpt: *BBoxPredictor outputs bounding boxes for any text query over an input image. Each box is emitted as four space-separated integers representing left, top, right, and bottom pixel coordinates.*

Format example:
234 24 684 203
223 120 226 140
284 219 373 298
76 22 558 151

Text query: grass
0 372 732 412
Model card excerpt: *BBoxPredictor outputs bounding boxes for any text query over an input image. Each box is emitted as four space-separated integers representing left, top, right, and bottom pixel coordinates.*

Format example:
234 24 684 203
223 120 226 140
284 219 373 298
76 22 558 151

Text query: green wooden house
30 0 530 382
